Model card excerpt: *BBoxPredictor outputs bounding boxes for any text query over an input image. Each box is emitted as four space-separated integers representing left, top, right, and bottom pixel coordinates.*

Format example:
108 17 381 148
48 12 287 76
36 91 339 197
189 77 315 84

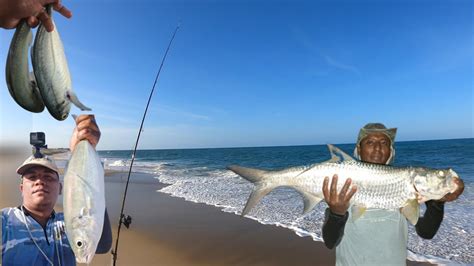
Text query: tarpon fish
32 5 90 121
63 140 105 263
228 144 460 225
5 20 44 112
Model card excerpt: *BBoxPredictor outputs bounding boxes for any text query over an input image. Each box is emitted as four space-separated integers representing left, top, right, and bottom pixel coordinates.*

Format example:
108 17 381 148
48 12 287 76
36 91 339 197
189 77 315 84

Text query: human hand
437 178 464 202
0 0 71 32
322 174 357 216
70 115 101 152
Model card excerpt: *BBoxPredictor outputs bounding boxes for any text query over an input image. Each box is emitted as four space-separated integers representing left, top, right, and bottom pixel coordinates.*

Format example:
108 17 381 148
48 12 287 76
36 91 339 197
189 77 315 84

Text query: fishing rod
111 23 180 266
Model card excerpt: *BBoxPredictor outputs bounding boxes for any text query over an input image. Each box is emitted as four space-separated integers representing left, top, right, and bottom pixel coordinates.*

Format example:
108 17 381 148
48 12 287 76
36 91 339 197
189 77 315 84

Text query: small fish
228 144 460 225
32 5 90 121
5 20 44 112
63 140 105 263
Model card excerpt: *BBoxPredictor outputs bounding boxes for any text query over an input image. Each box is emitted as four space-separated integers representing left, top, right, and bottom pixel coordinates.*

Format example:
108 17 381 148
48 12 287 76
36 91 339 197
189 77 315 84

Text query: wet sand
94 172 336 265
1 152 431 266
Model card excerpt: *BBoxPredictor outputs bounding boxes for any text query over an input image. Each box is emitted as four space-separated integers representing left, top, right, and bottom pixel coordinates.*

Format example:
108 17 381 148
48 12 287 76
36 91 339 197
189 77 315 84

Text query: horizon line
97 137 473 152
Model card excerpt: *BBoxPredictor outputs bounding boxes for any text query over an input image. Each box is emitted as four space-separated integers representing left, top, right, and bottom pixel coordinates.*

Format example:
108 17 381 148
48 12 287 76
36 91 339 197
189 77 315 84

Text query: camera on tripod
30 132 47 158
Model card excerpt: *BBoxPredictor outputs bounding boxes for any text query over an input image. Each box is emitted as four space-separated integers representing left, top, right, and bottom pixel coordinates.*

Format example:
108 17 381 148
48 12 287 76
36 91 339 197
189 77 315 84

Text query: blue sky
0 0 472 150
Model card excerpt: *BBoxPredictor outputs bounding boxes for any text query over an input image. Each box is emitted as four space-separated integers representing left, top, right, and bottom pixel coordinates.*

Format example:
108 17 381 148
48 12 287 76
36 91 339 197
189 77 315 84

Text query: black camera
30 132 47 158
30 132 46 147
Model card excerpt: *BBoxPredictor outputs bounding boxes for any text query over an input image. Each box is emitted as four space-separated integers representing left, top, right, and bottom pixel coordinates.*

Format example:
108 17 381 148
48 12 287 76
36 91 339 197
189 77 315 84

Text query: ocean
99 138 473 264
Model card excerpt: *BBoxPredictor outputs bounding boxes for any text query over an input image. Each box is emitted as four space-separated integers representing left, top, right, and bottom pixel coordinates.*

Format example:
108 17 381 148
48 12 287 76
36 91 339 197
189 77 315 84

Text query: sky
0 0 472 150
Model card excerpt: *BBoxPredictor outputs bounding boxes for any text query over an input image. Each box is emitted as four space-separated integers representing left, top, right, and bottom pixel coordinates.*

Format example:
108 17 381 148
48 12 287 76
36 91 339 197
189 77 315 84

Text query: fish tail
228 164 324 216
227 165 267 183
227 165 277 216
66 90 92 111
241 183 278 216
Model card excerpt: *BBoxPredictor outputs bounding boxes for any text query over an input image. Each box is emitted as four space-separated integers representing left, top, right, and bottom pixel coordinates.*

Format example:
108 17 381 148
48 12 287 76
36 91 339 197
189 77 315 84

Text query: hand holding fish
70 115 101 152
0 0 71 32
437 178 464 202
322 175 358 216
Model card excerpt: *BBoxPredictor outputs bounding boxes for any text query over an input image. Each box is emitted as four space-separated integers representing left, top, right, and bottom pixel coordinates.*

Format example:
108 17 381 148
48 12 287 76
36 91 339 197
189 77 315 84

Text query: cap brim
17 163 59 175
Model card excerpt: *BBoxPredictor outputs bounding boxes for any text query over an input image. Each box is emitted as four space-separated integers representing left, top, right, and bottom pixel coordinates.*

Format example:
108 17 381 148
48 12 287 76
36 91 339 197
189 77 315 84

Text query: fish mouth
451 176 461 192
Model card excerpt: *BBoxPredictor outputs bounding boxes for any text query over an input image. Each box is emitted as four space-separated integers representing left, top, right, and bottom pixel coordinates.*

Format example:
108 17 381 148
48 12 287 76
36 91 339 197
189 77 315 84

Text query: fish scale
291 161 414 209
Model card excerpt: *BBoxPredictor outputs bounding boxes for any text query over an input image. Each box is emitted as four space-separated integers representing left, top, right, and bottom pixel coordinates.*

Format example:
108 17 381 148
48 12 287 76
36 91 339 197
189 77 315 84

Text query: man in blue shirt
2 115 112 265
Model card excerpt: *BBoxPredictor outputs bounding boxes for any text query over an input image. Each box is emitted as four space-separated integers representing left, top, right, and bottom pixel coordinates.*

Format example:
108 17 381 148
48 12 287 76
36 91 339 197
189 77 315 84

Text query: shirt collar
18 205 56 219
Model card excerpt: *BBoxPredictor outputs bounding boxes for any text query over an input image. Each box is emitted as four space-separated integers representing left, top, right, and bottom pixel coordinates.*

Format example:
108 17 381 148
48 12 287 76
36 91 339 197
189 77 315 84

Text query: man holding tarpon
322 123 464 265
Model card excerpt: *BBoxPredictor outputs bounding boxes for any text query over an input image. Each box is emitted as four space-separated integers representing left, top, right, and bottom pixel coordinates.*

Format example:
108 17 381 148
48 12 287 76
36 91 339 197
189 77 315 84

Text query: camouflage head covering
353 123 397 165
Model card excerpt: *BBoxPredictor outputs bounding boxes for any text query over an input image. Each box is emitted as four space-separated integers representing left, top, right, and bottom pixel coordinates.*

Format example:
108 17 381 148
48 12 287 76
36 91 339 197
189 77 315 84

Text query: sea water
99 138 473 264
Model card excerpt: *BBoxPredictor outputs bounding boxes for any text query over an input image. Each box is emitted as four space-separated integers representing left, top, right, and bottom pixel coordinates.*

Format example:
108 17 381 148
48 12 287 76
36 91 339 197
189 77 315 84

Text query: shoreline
1 152 433 265
94 172 337 265
96 171 432 266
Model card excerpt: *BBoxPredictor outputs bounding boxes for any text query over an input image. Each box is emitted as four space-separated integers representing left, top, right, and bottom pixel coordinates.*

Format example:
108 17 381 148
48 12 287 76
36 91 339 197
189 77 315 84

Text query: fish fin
299 191 323 215
400 199 420 225
65 90 92 111
29 71 44 105
79 207 89 217
351 205 367 221
241 184 276 216
327 144 355 162
227 165 268 183
415 191 429 204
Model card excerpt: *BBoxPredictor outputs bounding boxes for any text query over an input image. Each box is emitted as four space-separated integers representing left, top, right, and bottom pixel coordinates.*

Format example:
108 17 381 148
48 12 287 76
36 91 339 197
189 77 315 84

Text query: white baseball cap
16 155 59 175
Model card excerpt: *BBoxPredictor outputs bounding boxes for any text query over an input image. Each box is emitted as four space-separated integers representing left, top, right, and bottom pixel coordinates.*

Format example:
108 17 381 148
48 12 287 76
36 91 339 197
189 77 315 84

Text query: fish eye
77 240 83 248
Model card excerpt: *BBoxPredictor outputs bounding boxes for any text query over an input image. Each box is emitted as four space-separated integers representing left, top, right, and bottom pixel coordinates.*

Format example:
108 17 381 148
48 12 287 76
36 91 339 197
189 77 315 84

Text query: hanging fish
5 20 44 112
32 5 90 121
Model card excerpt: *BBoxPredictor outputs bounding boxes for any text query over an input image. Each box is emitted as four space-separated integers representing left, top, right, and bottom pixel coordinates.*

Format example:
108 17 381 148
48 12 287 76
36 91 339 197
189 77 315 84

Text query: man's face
20 166 61 210
358 132 392 164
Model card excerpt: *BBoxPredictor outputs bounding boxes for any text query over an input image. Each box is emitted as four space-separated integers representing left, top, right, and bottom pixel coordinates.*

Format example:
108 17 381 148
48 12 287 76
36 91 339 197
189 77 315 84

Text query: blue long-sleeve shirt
2 206 112 265
2 207 76 266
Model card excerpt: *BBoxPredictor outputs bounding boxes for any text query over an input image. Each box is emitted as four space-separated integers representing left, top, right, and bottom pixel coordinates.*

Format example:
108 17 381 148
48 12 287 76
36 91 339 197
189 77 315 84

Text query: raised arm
322 175 357 249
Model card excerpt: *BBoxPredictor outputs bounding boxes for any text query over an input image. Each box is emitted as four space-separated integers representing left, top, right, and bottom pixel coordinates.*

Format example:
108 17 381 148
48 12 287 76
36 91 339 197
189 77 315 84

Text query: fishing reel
120 214 132 229
30 132 47 158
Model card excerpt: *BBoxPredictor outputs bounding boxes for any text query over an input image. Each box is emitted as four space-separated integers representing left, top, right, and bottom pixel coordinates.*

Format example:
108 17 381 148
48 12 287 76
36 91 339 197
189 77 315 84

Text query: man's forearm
322 208 348 249
415 200 444 239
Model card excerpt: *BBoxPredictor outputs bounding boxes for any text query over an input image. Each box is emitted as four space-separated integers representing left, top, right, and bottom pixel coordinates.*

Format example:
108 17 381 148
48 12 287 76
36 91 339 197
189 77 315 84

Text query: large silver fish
228 144 460 225
5 20 44 112
32 5 90 121
63 140 105 263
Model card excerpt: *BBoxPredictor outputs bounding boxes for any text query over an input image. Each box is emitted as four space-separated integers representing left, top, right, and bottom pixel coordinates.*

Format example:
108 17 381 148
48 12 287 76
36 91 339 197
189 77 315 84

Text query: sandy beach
1 152 432 266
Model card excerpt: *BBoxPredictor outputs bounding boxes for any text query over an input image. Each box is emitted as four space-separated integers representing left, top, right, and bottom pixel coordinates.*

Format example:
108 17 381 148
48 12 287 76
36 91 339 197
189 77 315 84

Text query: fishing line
111 23 180 266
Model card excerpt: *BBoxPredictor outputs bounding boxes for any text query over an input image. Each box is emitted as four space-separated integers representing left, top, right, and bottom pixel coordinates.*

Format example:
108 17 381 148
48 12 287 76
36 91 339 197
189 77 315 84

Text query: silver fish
32 6 90 121
63 140 105 263
227 144 460 225
5 20 44 112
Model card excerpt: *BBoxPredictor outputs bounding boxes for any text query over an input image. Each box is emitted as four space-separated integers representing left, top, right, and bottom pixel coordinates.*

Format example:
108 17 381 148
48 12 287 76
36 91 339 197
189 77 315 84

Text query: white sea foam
97 152 473 264
102 158 175 175
154 165 473 264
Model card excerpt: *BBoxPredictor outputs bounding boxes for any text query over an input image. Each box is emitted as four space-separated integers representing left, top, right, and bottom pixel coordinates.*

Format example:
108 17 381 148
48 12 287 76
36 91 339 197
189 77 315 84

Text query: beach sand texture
1 152 431 265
